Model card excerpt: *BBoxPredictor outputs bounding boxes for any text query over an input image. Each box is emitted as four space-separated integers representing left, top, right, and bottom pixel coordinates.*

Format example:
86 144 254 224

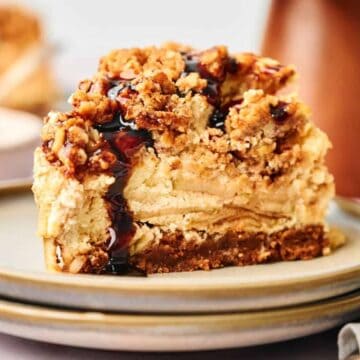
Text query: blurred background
0 0 359 197
28 0 270 92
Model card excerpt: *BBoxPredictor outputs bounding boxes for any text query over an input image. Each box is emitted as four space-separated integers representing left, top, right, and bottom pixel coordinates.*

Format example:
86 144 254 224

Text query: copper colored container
262 0 360 197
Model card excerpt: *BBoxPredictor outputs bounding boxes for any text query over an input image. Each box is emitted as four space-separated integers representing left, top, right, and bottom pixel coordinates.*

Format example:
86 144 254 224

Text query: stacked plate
0 187 359 351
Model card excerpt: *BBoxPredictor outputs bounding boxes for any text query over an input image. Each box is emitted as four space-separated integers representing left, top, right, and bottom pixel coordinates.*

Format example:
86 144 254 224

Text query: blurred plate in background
0 178 31 194
0 108 41 182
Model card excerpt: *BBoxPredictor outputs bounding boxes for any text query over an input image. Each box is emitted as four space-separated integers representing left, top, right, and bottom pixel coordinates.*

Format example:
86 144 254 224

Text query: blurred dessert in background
0 5 57 115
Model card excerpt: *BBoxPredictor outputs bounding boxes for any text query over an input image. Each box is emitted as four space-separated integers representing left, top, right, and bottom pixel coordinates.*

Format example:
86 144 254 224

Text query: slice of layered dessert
33 43 336 274
0 5 57 114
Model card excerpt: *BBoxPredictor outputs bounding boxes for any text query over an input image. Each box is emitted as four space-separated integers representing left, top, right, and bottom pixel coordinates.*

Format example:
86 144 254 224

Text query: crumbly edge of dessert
32 43 338 274
33 148 113 273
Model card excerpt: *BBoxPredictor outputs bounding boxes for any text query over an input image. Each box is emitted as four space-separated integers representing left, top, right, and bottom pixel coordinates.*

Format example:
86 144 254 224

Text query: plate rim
0 178 32 194
0 260 360 297
0 290 360 329
336 196 360 218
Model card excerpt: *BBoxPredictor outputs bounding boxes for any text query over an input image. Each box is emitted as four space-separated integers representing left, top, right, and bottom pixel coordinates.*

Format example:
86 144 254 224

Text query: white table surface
0 327 343 359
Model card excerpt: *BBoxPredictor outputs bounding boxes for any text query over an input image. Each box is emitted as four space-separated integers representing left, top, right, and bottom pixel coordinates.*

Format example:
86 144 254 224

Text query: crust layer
130 225 329 274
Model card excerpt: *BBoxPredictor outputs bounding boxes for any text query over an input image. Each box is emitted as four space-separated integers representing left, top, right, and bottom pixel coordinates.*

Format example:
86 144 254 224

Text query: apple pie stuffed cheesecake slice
33 44 337 275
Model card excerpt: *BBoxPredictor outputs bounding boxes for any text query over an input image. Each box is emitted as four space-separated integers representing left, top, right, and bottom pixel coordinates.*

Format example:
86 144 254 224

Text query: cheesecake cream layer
33 148 114 273
125 93 334 255
127 128 331 228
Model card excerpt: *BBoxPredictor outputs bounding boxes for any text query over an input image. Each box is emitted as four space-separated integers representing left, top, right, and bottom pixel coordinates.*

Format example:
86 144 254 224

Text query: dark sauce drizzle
182 54 239 130
98 52 240 274
96 84 152 275
107 82 138 101
269 101 289 123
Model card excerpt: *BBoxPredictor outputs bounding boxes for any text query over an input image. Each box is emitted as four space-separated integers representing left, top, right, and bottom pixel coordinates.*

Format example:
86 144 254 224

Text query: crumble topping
41 111 116 176
42 43 295 178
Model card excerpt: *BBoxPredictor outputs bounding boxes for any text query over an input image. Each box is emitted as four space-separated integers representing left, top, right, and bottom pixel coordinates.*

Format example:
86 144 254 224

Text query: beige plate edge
336 196 360 218
0 178 32 194
0 264 360 298
0 290 360 330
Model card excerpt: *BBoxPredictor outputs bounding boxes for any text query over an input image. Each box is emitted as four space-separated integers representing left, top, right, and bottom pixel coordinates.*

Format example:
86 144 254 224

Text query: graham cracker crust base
129 225 328 274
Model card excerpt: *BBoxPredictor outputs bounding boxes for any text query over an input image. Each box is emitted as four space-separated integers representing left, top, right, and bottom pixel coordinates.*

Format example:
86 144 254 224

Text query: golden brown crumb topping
41 112 116 176
41 43 296 177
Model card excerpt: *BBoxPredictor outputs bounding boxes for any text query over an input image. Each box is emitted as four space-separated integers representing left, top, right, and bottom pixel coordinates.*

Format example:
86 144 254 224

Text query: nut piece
67 125 89 146
70 90 118 124
176 73 207 93
199 46 229 80
51 127 65 154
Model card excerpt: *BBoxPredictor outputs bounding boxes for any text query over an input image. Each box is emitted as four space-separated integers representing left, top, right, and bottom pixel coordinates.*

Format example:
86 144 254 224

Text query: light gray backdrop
20 0 270 90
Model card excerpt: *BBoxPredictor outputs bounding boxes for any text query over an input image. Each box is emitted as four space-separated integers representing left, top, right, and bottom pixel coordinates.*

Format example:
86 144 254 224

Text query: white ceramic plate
0 291 359 351
0 191 359 313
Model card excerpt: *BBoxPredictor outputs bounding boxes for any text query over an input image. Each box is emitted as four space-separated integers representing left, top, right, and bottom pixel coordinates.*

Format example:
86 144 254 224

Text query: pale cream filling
33 149 114 272
125 126 334 253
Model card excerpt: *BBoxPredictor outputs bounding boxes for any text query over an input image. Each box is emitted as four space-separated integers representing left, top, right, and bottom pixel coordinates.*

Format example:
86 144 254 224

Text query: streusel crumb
42 44 295 177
